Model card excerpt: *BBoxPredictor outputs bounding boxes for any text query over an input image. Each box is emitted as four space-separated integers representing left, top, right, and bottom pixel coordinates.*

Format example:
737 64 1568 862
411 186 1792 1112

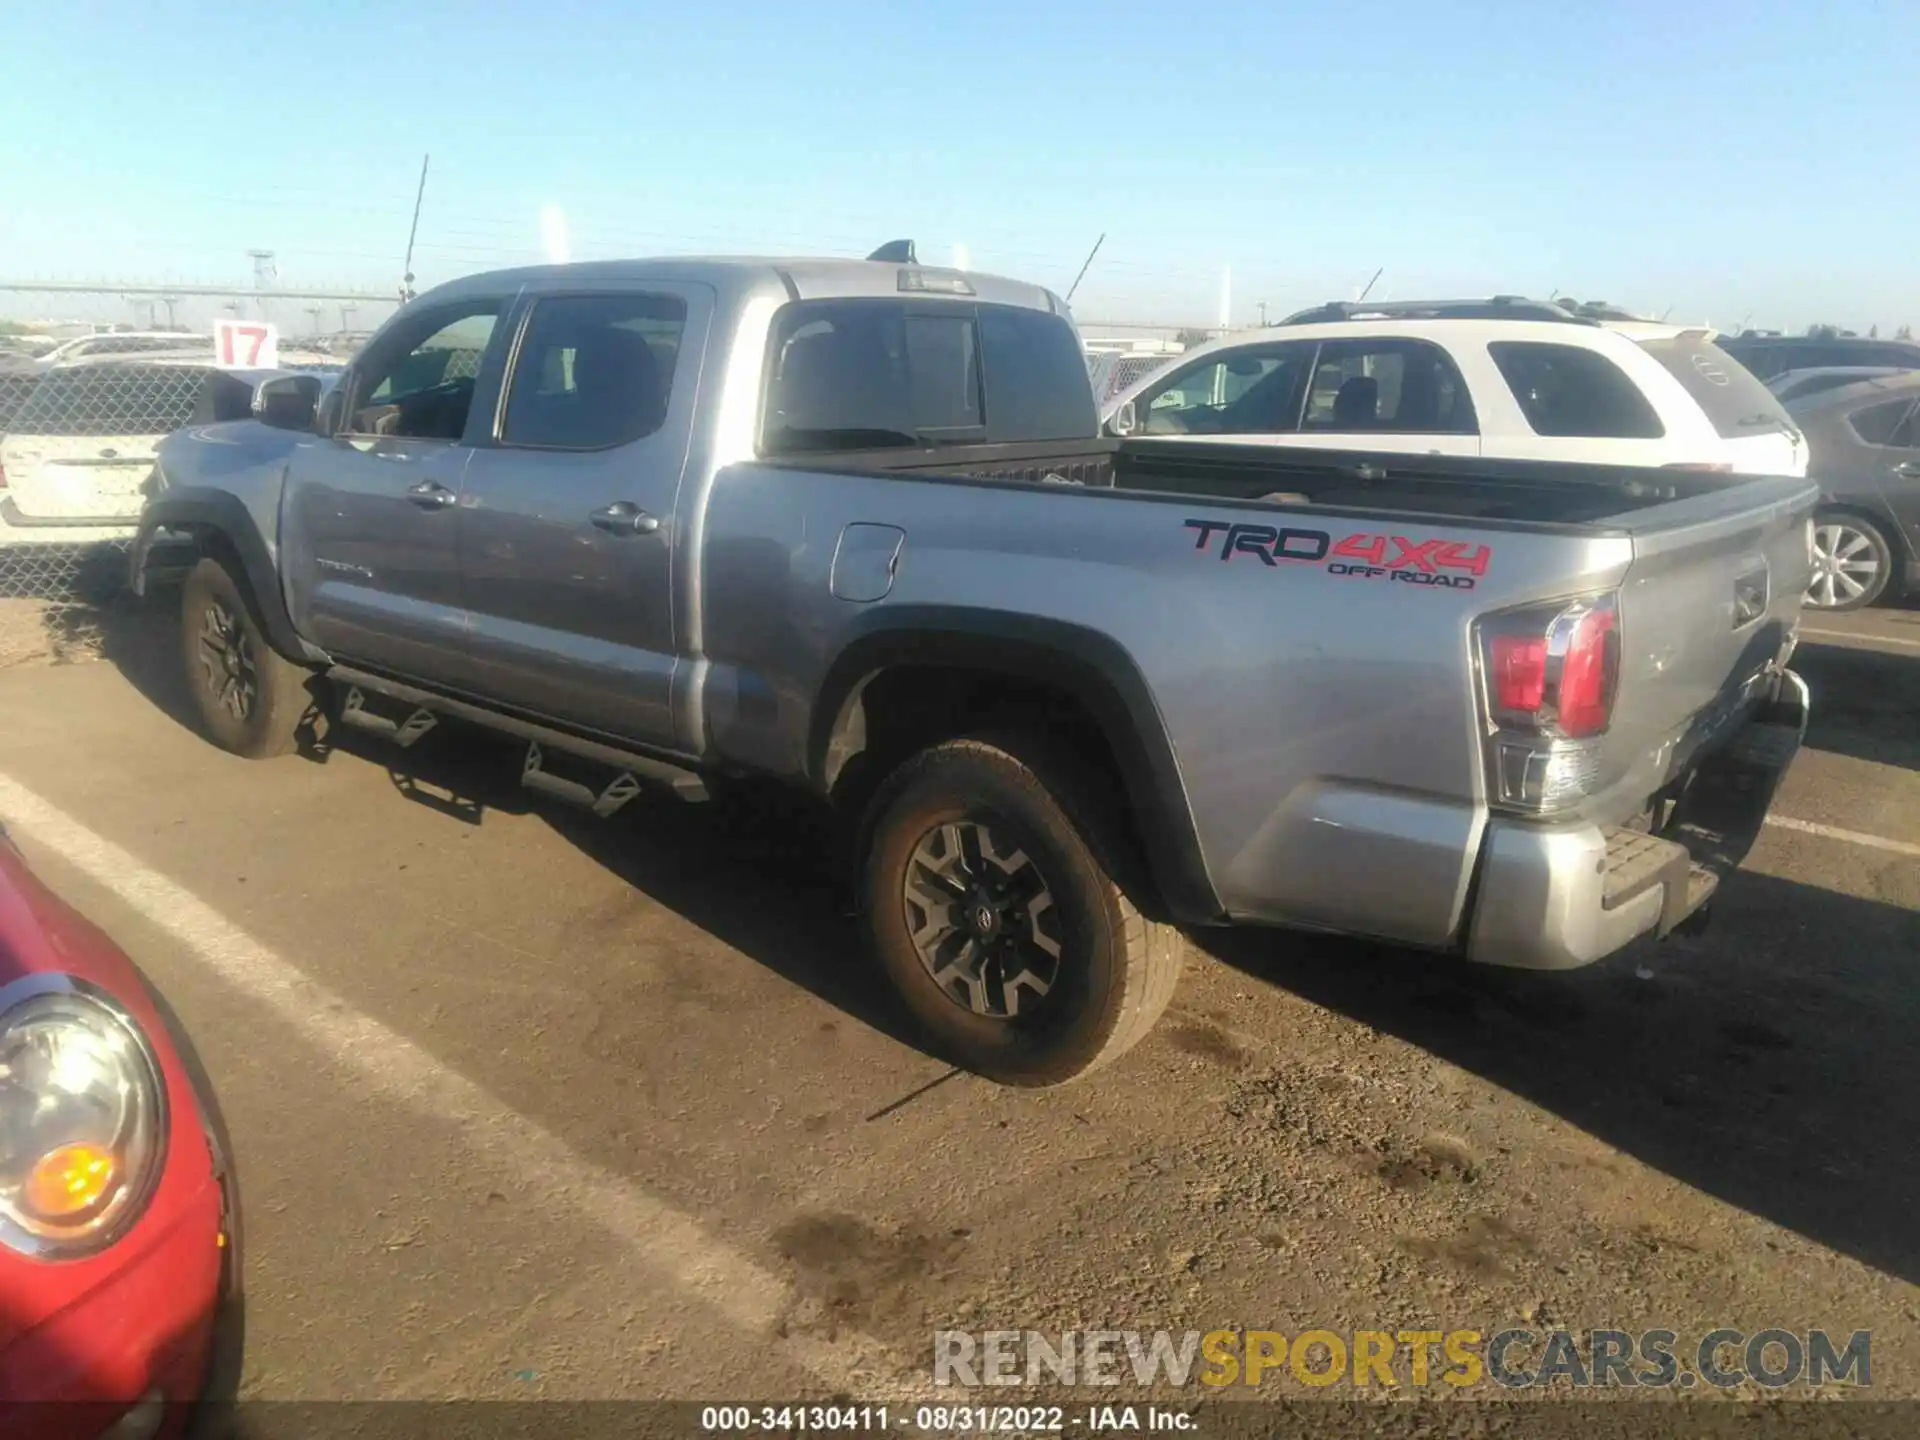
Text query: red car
0 822 241 1438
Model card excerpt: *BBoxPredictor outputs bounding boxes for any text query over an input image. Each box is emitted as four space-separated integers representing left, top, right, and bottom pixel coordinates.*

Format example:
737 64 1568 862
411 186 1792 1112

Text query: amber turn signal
22 1142 118 1222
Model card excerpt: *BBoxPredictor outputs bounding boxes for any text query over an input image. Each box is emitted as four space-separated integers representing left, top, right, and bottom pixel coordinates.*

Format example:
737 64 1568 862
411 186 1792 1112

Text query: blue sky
3 0 1916 333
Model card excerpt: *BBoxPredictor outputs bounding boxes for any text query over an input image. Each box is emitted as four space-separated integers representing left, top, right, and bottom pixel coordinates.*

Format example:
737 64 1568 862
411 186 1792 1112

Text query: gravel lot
0 600 1915 1428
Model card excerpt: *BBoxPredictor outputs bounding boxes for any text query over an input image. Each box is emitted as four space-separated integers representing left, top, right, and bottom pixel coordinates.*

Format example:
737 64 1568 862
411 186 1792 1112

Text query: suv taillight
1475 593 1621 813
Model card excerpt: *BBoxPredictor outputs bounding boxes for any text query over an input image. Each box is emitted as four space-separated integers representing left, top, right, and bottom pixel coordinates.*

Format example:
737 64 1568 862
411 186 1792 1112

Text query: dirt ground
0 600 1915 1433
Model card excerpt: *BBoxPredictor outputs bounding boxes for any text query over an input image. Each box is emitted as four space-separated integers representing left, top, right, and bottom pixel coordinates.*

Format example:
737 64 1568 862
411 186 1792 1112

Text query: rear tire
1807 511 1894 612
858 733 1185 1087
181 556 318 759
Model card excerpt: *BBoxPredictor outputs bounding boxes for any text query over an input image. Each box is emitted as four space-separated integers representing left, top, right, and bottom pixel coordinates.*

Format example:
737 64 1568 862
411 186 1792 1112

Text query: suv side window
344 301 503 441
1848 397 1920 447
1140 344 1312 435
1302 339 1476 434
1488 341 1666 439
761 299 986 454
500 293 688 450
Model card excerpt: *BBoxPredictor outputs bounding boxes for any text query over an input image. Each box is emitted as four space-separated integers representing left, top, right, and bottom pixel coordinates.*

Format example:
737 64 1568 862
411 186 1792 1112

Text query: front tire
1807 512 1894 612
858 734 1185 1086
181 556 317 758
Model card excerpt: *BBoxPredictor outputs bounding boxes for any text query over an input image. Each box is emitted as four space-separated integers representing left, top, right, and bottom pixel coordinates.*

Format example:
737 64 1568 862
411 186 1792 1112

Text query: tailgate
0 434 158 521
1599 474 1816 809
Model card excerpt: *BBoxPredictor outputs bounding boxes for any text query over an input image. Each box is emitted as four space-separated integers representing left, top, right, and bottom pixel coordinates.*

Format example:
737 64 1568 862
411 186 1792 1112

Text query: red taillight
1556 606 1617 737
1477 593 1620 739
1491 636 1546 713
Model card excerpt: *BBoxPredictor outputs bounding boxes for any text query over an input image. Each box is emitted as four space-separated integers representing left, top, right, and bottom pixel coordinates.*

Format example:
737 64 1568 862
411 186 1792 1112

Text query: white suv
1103 299 1807 476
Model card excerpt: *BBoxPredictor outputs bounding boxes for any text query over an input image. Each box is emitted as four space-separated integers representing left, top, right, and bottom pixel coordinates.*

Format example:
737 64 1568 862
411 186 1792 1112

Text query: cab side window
1141 345 1311 435
344 302 502 441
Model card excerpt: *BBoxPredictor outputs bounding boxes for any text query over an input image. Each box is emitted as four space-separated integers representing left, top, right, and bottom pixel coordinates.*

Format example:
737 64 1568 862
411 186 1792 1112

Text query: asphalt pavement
0 601 1916 1411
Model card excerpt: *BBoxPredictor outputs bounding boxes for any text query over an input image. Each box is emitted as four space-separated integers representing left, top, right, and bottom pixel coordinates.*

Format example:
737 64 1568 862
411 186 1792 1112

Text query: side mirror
255 374 323 432
1107 400 1139 438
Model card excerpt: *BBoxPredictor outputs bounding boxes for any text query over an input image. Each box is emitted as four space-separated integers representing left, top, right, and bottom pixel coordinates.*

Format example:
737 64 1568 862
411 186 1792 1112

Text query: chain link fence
0 359 216 669
0 540 136 668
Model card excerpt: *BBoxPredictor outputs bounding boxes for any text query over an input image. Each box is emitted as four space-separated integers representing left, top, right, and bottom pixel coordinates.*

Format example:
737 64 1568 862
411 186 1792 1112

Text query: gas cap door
830 523 906 603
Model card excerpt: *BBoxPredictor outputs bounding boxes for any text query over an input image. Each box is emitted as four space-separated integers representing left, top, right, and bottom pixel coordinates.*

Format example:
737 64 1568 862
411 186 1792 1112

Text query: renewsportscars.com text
933 1328 1872 1390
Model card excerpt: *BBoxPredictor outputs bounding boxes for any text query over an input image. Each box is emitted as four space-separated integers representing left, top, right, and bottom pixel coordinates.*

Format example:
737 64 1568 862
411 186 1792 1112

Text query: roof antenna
1356 267 1383 303
867 240 917 264
1065 232 1106 303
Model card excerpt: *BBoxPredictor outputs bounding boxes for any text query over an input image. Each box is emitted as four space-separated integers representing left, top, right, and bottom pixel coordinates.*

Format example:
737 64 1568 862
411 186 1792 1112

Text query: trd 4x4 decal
1182 519 1491 591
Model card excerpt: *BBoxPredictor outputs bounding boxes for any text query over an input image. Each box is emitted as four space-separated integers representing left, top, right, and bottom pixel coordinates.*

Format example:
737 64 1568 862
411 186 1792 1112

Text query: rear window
761 299 1092 454
977 306 1097 441
1637 336 1797 439
1488 342 1664 439
6 364 215 437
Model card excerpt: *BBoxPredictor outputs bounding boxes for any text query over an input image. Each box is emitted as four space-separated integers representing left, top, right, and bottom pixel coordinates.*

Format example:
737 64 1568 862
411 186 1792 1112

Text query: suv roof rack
1278 296 1600 326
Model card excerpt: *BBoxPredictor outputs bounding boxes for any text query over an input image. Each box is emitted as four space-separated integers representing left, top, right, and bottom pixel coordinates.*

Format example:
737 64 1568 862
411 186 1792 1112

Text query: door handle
589 501 661 536
405 480 456 509
1894 461 1920 480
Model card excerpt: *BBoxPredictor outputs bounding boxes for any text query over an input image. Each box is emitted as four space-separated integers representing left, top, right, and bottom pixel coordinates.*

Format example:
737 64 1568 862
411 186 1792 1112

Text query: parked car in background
1718 333 1920 382
1104 299 1807 476
33 333 211 369
0 358 333 560
0 822 241 1436
1766 366 1905 406
0 357 225 553
134 252 1814 1086
1784 370 1920 611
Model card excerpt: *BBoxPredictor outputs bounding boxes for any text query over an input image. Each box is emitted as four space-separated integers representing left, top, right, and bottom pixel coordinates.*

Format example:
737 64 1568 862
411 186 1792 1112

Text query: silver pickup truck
131 253 1817 1086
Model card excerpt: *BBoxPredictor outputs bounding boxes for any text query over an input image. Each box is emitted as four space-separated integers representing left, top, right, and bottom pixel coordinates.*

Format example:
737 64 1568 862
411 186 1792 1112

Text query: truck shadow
294 715 929 1058
1198 864 1920 1287
1794 639 1920 771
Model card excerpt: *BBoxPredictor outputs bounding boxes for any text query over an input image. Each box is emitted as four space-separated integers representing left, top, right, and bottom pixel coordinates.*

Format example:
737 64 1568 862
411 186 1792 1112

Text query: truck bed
823 437 1779 529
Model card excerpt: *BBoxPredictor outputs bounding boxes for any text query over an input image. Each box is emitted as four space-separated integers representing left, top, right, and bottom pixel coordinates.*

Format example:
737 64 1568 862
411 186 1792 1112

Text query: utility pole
401 153 430 305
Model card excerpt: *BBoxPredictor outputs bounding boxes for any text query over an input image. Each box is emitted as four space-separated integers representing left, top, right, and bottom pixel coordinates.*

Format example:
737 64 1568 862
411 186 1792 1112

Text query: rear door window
500 292 688 450
1301 338 1477 434
5 364 215 436
1488 341 1666 439
1636 336 1797 440
1848 397 1920 447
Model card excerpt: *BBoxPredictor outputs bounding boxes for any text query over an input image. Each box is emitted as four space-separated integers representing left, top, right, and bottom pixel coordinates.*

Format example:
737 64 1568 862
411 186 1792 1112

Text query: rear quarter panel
696 468 1635 944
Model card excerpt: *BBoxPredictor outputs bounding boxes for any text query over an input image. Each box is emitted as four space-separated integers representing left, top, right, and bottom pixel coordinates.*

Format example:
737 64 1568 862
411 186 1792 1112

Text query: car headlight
0 976 167 1258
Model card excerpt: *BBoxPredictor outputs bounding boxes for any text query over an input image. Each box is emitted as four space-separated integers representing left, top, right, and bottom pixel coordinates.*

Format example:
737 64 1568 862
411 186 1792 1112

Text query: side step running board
337 687 438 747
324 665 709 803
521 743 645 817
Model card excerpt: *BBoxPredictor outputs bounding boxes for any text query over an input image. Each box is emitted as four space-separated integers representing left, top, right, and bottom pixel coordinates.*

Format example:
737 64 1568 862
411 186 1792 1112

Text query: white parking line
0 772 905 1399
1801 627 1920 651
1766 814 1920 859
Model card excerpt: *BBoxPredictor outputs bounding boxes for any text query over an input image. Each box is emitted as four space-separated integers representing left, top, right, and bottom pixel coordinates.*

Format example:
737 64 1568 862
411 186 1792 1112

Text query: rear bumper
1465 669 1809 970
